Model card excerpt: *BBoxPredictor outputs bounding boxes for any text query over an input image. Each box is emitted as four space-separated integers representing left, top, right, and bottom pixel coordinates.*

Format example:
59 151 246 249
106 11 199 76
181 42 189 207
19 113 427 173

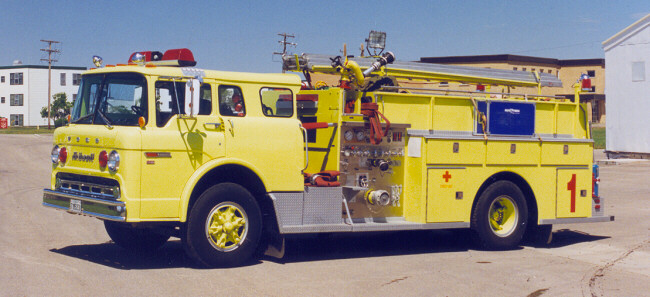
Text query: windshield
71 73 147 126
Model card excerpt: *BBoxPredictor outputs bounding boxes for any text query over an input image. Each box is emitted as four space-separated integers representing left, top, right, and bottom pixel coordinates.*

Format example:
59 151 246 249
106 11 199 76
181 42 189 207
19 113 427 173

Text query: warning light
580 73 592 91
128 48 196 67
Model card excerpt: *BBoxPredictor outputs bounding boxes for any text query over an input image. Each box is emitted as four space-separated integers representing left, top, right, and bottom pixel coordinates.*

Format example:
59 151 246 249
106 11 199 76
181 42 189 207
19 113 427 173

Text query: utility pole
41 39 60 129
273 33 295 73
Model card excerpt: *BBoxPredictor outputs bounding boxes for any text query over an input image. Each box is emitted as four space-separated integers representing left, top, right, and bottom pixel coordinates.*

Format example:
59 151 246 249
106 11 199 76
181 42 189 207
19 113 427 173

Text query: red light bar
128 49 196 67
161 48 197 67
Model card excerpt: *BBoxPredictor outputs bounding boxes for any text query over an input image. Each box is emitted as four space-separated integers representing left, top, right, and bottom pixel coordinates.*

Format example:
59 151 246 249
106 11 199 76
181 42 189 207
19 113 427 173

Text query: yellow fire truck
43 43 613 267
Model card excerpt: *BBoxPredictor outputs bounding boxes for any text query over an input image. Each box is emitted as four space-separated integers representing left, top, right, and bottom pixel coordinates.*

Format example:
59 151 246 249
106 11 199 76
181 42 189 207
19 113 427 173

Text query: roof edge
603 14 650 51
0 65 87 70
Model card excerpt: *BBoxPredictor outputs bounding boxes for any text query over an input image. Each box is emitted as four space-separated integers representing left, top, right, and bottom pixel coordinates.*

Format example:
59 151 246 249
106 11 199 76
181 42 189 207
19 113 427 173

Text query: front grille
55 173 120 200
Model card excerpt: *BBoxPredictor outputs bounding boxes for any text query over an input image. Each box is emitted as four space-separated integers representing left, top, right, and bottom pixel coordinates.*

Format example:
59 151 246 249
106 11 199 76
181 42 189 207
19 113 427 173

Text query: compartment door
426 168 471 223
556 168 591 218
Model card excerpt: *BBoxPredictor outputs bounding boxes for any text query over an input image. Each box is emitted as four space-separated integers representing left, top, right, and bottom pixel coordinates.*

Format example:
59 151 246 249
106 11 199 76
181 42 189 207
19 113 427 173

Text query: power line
40 39 60 130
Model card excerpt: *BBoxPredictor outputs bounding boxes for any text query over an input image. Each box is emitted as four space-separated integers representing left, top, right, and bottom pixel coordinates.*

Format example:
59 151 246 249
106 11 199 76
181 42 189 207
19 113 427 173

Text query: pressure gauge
344 130 354 141
356 130 365 141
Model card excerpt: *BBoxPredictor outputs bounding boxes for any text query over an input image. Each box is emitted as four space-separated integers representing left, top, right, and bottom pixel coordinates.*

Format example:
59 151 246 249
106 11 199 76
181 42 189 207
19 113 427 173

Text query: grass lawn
0 126 55 134
592 127 605 149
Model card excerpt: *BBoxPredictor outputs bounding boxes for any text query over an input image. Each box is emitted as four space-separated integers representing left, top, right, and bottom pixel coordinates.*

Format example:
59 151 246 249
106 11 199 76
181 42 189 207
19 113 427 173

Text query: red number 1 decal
567 174 576 213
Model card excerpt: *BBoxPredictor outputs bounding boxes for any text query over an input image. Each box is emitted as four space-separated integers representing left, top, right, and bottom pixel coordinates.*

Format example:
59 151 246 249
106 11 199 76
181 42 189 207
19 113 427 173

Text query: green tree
41 93 73 127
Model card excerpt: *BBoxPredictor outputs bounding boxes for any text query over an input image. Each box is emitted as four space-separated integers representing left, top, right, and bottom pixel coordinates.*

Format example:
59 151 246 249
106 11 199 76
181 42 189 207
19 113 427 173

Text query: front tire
471 180 528 250
185 183 262 267
104 221 170 252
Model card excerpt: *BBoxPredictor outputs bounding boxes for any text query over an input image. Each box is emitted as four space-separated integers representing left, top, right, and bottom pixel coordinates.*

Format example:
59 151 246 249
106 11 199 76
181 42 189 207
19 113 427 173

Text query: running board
280 219 469 234
539 216 615 225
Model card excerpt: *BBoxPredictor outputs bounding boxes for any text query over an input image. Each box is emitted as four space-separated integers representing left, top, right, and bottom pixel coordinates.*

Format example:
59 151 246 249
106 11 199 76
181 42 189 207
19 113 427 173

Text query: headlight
51 145 60 164
107 150 120 172
51 145 66 164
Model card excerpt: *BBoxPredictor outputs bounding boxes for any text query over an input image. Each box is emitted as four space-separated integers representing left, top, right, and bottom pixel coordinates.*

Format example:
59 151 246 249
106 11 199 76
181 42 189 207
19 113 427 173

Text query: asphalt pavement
0 134 647 296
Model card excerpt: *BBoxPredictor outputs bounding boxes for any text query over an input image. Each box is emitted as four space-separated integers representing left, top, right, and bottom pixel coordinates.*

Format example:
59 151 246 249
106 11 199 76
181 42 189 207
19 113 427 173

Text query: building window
531 68 535 72
548 70 552 74
1 97 4 103
539 69 544 73
73 73 81 86
439 82 449 87
60 73 66 86
10 73 23 85
10 114 24 126
591 86 596 92
513 67 518 71
72 94 77 102
1 76 4 83
632 61 645 82
522 67 527 71
587 70 595 77
10 94 24 106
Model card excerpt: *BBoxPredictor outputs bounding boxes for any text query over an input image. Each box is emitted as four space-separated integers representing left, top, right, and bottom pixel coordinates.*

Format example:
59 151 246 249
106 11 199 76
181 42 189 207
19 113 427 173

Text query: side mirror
184 78 201 116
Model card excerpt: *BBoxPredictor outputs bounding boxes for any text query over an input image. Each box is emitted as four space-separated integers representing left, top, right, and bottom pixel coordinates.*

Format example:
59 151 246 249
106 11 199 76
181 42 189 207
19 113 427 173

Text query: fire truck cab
43 47 613 267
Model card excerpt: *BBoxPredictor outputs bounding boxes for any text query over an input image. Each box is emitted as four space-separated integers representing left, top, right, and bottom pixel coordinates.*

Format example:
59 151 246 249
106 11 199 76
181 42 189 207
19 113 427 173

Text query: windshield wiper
72 113 94 124
96 108 113 128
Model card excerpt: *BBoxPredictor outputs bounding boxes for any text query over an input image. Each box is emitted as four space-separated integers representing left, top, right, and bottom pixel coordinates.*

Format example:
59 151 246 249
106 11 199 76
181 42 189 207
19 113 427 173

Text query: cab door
218 85 304 192
140 80 225 219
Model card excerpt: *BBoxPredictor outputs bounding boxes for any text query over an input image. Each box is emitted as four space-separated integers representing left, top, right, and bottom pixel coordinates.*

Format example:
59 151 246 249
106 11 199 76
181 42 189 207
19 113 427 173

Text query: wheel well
471 171 538 228
188 165 275 227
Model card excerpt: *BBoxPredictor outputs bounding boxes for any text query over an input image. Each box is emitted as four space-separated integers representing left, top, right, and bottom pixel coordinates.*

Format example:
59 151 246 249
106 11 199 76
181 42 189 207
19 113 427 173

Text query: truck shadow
49 228 609 269
50 240 195 270
523 228 610 249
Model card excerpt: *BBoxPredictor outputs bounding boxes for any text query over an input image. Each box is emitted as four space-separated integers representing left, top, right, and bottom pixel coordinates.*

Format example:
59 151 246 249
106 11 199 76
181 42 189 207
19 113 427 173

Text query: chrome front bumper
42 189 126 221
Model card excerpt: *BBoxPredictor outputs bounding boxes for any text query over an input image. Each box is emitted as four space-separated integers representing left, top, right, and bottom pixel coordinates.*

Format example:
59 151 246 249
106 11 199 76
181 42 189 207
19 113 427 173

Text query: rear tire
104 221 170 252
184 183 262 267
471 180 528 250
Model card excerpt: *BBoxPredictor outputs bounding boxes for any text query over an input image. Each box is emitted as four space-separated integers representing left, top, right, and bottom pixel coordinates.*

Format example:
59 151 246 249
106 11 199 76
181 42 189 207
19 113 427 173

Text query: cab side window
260 87 293 117
218 85 245 117
199 84 212 115
155 80 185 127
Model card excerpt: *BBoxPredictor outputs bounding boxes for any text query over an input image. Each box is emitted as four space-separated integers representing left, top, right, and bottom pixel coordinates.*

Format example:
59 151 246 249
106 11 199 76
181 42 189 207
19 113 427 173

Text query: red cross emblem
443 171 452 182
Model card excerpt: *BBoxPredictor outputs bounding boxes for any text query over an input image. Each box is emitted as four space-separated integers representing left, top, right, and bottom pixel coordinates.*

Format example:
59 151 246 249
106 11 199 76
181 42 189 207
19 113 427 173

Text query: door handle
204 122 222 129
228 119 234 136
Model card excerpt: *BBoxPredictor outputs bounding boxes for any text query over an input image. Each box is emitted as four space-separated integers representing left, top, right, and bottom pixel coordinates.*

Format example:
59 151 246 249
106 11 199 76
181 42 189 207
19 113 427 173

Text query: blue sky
1 0 648 73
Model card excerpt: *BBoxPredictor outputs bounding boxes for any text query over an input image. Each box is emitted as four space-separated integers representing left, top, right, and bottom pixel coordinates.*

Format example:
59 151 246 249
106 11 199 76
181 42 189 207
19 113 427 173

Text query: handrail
300 126 309 171
380 85 567 100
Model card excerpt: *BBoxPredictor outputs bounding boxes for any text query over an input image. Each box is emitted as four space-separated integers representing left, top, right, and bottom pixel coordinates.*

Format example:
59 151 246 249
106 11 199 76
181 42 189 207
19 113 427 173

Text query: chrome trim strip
539 216 614 225
43 189 125 207
279 221 470 234
42 202 126 222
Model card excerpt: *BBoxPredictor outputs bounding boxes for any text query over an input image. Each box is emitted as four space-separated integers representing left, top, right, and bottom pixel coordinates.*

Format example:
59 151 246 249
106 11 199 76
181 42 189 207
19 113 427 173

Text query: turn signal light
59 147 67 163
99 150 108 168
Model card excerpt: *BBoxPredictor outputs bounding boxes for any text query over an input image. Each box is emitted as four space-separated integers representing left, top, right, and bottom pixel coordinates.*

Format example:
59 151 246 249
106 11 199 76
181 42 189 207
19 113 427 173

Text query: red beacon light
580 73 592 91
129 48 197 67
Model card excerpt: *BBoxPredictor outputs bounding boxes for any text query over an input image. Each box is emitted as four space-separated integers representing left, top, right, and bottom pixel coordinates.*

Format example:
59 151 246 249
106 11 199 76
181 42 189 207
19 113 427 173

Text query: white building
602 14 650 157
0 62 86 127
